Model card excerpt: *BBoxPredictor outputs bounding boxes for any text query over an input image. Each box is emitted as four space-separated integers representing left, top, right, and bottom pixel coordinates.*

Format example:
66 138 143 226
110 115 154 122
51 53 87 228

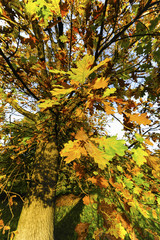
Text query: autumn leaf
145 138 154 146
38 99 60 108
129 113 151 125
75 128 88 141
75 222 90 240
131 146 148 166
50 0 61 15
59 35 68 43
60 140 87 163
135 133 144 142
69 55 94 84
50 86 74 96
76 0 90 16
87 176 109 188
85 141 109 169
103 102 115 114
103 88 116 97
152 209 157 219
83 195 94 205
92 136 127 160
92 77 109 90
90 57 111 74
0 219 4 229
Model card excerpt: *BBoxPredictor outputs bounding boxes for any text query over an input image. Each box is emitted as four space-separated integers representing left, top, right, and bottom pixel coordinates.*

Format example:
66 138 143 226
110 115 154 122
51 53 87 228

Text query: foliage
0 0 160 239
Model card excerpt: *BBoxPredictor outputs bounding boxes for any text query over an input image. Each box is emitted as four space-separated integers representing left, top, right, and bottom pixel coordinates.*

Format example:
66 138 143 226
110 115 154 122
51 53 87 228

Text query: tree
0 0 160 239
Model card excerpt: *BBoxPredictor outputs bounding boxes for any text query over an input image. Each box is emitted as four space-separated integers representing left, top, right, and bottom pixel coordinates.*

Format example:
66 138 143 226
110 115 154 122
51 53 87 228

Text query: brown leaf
75 222 90 240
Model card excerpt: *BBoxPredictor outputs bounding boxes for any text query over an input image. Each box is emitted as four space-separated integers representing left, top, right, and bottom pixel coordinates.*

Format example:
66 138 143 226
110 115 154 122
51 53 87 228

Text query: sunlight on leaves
131 146 148 166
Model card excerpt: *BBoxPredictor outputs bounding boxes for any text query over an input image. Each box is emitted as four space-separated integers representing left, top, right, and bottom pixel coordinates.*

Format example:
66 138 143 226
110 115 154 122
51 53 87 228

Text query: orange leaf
83 195 94 205
88 176 109 188
129 113 151 125
92 77 109 90
0 219 4 229
75 128 88 141
103 102 115 114
145 138 154 146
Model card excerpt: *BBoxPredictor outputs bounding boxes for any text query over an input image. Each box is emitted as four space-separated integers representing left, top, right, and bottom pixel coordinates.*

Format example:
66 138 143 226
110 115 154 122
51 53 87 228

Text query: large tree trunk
14 141 59 240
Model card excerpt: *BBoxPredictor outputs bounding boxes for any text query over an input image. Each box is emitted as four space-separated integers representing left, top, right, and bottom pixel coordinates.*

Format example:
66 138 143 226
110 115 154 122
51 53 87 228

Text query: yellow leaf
76 0 89 16
103 88 116 97
69 55 94 84
38 99 59 108
75 128 88 141
133 186 142 195
138 206 149 218
90 57 111 74
85 141 108 169
92 77 109 90
131 146 148 166
51 87 74 96
152 209 157 219
60 140 87 164
50 0 61 15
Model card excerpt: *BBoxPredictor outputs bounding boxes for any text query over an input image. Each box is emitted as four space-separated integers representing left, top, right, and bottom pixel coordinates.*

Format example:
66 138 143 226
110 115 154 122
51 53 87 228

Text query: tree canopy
0 0 160 239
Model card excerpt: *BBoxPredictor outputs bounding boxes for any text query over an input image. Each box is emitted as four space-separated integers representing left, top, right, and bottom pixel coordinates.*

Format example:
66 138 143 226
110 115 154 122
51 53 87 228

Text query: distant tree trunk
14 141 59 240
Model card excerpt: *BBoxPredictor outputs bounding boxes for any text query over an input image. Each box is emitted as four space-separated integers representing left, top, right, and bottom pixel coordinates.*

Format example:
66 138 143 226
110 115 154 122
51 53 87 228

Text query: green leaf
92 136 127 161
124 178 133 189
117 165 123 172
135 133 144 142
59 35 68 43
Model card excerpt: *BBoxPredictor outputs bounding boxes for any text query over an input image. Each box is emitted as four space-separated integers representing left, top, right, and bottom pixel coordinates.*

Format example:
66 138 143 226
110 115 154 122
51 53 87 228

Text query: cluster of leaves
0 0 160 239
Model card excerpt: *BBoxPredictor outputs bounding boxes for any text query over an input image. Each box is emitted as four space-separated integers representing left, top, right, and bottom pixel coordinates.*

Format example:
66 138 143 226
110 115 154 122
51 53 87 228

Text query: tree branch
95 0 108 61
7 99 37 122
95 0 153 61
0 48 39 101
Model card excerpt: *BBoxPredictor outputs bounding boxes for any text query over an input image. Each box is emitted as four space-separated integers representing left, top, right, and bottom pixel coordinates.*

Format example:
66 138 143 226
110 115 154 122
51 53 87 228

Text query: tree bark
14 141 59 240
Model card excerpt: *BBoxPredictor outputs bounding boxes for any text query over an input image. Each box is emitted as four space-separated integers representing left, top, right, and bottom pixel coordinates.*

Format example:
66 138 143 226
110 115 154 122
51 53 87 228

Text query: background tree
0 0 160 240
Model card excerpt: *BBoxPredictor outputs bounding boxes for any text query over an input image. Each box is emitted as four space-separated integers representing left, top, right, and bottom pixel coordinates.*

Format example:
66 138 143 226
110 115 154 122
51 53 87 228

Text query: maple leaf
92 136 127 160
83 195 95 205
87 176 109 188
92 77 109 90
103 102 115 114
90 57 111 73
131 146 148 166
75 128 88 141
60 140 87 163
50 0 61 15
69 55 94 84
85 141 109 169
145 138 154 146
129 113 151 125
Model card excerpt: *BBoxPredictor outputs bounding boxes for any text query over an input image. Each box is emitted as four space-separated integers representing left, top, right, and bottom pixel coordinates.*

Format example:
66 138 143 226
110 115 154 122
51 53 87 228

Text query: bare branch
7 99 37 122
95 0 153 61
0 48 39 101
95 0 108 61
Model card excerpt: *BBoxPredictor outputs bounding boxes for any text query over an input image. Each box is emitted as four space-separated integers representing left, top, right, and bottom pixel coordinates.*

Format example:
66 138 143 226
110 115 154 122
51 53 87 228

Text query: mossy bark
14 141 59 240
